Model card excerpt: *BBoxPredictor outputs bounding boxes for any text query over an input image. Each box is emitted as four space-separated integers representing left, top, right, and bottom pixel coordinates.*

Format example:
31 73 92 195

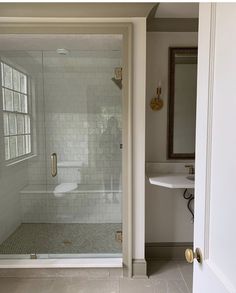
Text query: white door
193 3 236 293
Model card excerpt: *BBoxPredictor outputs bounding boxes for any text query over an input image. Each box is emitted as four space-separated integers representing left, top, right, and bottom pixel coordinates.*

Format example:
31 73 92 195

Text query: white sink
148 173 195 189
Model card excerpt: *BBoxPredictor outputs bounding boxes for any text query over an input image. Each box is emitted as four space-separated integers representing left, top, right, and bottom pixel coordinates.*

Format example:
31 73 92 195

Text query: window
1 61 32 162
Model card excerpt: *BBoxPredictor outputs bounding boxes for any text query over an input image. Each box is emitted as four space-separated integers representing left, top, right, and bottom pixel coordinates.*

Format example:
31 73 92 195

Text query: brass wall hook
150 86 164 111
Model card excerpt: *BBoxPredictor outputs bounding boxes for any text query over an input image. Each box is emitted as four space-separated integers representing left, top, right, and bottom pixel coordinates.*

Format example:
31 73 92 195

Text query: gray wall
145 32 198 243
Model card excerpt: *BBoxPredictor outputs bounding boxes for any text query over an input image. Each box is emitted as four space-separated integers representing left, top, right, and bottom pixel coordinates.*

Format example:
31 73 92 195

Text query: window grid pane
9 136 17 159
13 92 20 112
9 113 17 135
1 61 32 161
1 62 4 87
17 135 24 156
17 114 24 134
4 137 10 160
3 63 13 89
4 88 13 111
2 88 5 110
3 113 9 135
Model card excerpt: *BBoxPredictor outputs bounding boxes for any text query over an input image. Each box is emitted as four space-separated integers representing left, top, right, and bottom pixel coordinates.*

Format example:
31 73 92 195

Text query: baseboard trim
132 259 147 278
145 242 193 261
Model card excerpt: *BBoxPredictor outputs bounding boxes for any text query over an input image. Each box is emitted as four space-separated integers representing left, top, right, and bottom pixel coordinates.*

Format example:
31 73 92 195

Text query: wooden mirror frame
167 47 198 159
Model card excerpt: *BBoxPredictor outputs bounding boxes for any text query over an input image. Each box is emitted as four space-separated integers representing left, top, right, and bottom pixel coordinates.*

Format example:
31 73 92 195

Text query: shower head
112 67 122 90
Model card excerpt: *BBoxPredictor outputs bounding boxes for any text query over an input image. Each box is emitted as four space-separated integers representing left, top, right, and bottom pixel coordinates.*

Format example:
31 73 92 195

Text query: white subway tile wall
26 51 123 224
20 191 122 223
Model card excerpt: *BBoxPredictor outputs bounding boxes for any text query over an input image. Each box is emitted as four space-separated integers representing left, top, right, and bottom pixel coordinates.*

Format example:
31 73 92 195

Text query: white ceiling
155 3 199 18
0 34 122 51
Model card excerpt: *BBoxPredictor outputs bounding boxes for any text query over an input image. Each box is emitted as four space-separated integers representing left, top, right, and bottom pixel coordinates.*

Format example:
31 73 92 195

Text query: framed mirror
168 47 198 159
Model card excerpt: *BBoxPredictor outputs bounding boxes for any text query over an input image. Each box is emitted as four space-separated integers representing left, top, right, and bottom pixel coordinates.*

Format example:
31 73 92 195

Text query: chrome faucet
185 165 195 175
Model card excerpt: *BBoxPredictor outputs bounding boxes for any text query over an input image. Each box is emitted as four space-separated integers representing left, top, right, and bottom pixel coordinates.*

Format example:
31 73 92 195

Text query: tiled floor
0 261 193 292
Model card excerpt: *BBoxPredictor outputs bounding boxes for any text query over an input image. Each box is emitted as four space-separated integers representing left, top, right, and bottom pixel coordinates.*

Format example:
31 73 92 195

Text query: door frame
0 22 133 276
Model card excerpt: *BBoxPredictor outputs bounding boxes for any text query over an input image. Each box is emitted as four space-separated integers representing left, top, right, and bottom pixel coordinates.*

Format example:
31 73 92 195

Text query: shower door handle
51 153 57 177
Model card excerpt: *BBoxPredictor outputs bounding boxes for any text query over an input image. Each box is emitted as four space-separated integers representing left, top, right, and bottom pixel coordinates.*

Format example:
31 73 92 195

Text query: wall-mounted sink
148 173 195 189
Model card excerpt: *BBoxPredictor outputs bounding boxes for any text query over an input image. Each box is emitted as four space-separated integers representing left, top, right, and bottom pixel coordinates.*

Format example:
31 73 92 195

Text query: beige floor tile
152 280 189 293
120 278 155 293
0 261 193 293
177 262 193 278
177 262 193 292
0 277 54 293
148 261 183 280
167 280 189 293
182 277 192 293
0 268 110 279
50 278 119 293
152 280 167 293
108 268 123 279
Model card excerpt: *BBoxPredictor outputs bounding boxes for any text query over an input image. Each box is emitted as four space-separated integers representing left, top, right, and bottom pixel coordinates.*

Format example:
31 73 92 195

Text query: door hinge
115 230 123 243
30 253 37 259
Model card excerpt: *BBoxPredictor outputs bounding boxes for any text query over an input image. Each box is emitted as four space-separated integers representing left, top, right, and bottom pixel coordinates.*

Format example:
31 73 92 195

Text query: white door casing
194 3 236 293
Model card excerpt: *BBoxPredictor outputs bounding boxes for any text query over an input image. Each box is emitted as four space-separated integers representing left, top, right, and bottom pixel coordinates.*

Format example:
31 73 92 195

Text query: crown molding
0 3 155 19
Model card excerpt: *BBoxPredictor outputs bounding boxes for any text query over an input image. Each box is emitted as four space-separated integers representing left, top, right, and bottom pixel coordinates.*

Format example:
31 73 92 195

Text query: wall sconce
150 81 164 111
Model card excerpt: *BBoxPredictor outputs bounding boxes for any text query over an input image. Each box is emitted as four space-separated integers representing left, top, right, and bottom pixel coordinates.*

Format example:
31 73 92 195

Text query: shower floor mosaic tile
0 223 122 255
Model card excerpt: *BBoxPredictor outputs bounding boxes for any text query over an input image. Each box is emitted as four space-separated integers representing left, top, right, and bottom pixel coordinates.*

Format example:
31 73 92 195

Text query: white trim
6 154 37 166
132 259 147 278
0 253 122 259
0 258 123 268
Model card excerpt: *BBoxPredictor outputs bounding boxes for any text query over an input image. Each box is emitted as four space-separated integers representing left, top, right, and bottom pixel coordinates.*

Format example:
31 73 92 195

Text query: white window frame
0 59 33 164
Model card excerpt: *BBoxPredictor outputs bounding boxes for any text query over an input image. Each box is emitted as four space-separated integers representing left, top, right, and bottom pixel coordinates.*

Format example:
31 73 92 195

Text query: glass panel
13 69 20 92
17 135 24 156
4 89 13 111
20 73 27 94
4 137 10 160
9 113 17 135
17 114 24 134
3 113 9 135
20 94 27 113
3 63 12 89
9 136 17 159
13 92 20 112
24 115 30 134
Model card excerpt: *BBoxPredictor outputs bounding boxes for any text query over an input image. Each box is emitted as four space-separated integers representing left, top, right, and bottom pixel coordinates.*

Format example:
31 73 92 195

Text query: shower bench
19 184 122 224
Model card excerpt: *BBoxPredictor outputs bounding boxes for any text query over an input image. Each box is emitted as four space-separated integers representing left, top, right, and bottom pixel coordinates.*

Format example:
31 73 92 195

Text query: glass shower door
42 44 123 257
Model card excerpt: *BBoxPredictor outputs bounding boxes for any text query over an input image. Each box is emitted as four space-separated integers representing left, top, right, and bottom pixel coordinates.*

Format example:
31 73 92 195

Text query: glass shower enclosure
0 34 123 260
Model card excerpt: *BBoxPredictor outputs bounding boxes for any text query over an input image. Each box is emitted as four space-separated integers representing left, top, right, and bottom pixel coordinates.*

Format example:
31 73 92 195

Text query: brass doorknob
185 248 202 264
